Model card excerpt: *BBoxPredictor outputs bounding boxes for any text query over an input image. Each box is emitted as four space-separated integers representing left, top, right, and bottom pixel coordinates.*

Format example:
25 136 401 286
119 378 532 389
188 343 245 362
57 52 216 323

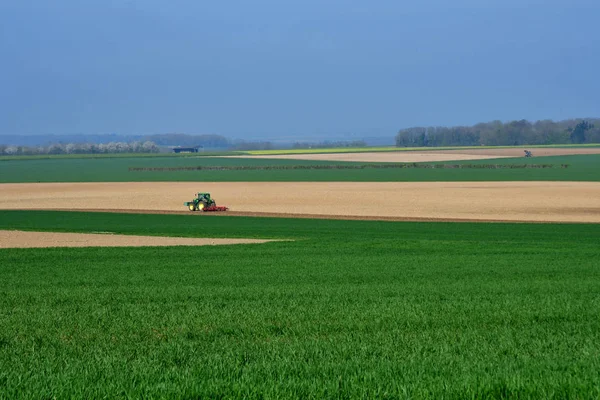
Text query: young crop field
1 211 600 398
1 153 599 183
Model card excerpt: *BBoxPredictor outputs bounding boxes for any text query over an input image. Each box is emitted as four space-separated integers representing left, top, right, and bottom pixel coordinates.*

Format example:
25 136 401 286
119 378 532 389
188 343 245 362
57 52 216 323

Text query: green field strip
1 211 599 397
1 154 599 183
1 210 600 243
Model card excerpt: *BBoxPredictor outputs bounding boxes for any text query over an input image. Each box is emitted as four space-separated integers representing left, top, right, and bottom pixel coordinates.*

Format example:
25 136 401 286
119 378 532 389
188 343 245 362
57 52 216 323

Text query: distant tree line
0 141 159 156
292 140 367 149
396 119 600 147
138 134 279 151
0 133 146 147
0 133 233 149
0 133 371 154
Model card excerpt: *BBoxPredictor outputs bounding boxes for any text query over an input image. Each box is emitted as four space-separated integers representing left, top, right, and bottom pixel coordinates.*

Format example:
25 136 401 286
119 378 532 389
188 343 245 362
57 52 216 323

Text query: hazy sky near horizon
1 0 599 138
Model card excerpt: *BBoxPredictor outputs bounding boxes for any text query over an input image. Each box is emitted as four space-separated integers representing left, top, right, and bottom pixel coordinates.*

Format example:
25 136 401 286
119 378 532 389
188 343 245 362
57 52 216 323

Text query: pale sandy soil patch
1 182 599 223
0 230 277 248
219 152 512 163
221 147 600 163
438 148 600 157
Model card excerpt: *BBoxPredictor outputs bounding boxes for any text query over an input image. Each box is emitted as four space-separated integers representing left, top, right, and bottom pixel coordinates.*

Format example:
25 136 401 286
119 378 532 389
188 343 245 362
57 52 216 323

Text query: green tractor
184 192 228 212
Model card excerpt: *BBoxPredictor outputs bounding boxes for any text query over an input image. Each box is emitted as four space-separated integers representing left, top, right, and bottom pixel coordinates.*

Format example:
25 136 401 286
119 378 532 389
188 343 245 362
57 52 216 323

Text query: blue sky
1 0 598 139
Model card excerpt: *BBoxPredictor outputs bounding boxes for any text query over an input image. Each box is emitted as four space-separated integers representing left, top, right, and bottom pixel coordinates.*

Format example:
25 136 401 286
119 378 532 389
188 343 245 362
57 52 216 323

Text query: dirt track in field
0 230 278 248
225 147 600 163
2 182 599 223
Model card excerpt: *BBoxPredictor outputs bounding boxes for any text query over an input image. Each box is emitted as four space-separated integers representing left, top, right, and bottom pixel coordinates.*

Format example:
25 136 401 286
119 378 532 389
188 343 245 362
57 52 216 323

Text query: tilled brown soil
223 147 600 163
0 230 278 248
436 148 600 157
1 182 599 223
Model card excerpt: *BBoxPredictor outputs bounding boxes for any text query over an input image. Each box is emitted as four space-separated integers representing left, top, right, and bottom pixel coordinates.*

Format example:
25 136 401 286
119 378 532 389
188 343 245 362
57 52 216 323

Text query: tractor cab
196 192 212 202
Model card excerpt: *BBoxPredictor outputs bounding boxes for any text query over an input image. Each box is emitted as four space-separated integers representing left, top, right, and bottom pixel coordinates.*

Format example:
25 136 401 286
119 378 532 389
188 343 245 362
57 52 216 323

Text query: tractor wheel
188 204 195 211
198 202 206 211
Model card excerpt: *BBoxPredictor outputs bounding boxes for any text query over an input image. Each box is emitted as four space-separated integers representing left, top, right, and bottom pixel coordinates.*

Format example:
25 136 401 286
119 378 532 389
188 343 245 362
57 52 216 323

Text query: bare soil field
0 230 276 249
1 182 599 223
226 147 600 163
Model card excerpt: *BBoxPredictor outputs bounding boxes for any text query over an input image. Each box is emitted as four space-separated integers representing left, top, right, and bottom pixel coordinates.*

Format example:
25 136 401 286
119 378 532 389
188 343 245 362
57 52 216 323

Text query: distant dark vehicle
173 146 200 153
524 150 533 157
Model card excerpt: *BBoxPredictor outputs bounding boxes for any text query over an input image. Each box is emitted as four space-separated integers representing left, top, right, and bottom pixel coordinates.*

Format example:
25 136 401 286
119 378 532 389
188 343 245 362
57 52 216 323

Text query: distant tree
47 144 65 155
396 127 428 147
131 141 143 153
142 141 159 153
4 146 17 155
117 142 131 153
568 120 594 144
586 125 600 143
65 143 76 154
500 119 531 145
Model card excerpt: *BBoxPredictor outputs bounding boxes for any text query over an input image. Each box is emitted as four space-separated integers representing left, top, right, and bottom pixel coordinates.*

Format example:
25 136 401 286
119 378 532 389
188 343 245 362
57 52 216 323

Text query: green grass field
1 211 600 398
1 153 599 183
